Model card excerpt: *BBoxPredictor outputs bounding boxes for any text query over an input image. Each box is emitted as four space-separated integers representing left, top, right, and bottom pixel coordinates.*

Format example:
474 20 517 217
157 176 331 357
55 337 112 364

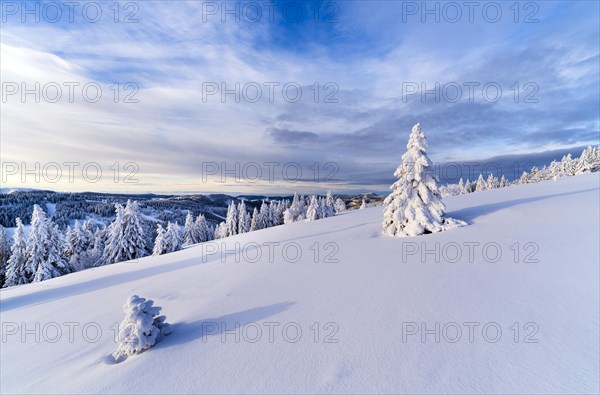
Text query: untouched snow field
1 174 599 394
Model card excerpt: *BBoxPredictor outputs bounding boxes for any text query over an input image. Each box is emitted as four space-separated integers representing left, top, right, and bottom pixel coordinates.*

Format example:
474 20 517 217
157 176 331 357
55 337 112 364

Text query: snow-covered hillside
1 174 598 394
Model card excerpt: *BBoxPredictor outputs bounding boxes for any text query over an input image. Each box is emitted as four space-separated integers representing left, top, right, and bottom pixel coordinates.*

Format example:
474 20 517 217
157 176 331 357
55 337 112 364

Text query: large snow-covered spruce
3 218 29 287
113 295 172 361
26 205 70 282
382 123 465 237
152 224 167 256
102 200 147 265
0 225 9 286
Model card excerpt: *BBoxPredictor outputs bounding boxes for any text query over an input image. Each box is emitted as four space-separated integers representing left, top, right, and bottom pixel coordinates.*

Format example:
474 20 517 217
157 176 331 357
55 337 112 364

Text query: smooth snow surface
1 174 599 394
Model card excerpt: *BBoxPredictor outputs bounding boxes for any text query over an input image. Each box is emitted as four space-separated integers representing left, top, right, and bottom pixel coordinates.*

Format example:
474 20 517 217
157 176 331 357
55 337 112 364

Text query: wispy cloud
1 0 598 194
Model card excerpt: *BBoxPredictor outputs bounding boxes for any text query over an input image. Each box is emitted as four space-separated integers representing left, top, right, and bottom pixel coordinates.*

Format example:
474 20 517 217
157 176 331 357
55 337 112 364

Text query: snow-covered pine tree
213 222 227 239
499 175 509 187
195 214 211 242
457 178 465 194
317 197 326 219
463 178 473 193
305 195 319 221
37 223 70 281
323 191 336 217
165 222 181 253
66 220 85 270
81 220 94 250
360 199 367 209
576 146 594 174
589 146 600 172
475 174 487 191
0 225 10 287
334 198 346 213
486 173 500 189
27 204 51 279
4 218 29 287
382 123 465 237
516 171 529 185
283 193 300 224
113 295 172 361
26 205 69 282
548 160 562 180
297 195 306 220
269 201 280 225
102 203 125 265
237 201 251 234
561 154 577 176
250 208 259 231
152 224 167 256
91 227 106 264
102 201 147 265
258 201 271 229
274 200 286 225
225 201 238 237
529 166 540 182
64 224 75 260
121 200 147 259
182 211 195 246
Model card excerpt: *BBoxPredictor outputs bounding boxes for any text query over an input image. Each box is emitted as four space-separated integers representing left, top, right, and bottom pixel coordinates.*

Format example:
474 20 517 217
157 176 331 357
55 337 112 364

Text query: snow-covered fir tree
284 193 305 224
250 208 259 231
360 199 367 209
486 173 500 189
225 201 238 237
81 220 94 250
475 174 487 191
548 160 561 180
182 212 195 246
274 200 287 225
102 200 147 265
0 225 10 287
561 154 577 176
25 205 70 282
258 201 271 229
195 214 211 242
517 171 529 185
102 203 125 264
317 197 326 219
528 166 540 182
297 195 306 220
91 227 106 264
4 218 28 287
305 196 319 221
113 295 172 361
213 222 227 239
121 200 147 259
457 178 465 194
382 123 465 237
152 224 167 256
65 220 94 271
165 222 181 253
334 198 346 213
36 223 69 282
27 205 50 278
319 191 335 218
237 201 251 234
269 201 280 225
464 178 473 193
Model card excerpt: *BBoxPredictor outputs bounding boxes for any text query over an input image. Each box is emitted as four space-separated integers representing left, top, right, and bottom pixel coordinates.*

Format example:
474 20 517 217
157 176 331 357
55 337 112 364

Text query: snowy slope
1 174 599 394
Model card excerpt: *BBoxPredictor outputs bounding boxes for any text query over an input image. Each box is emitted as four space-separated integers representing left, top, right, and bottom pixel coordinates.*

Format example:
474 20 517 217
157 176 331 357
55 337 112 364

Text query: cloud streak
1 0 598 194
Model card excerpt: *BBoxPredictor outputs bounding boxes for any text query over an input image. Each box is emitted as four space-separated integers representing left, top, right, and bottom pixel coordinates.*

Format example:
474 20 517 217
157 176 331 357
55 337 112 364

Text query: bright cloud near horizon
1 0 599 195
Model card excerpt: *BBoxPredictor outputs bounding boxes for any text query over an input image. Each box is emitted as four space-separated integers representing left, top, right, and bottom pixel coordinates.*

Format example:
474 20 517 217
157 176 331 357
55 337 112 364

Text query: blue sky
1 0 599 194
